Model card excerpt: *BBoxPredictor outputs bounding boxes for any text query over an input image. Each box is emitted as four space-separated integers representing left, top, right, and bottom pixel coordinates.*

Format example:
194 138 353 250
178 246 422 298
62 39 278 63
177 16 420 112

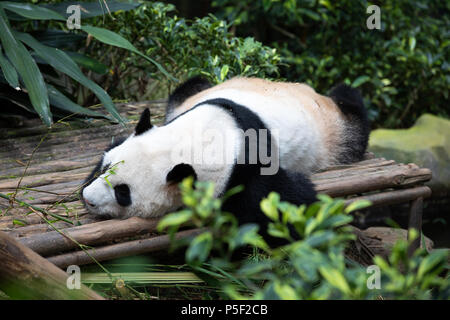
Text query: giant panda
81 77 369 242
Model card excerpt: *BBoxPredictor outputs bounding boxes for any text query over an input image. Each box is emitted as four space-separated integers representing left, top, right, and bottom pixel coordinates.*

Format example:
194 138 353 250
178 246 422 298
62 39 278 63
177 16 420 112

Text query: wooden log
19 217 160 256
312 160 397 180
344 186 432 207
0 231 104 299
315 158 394 173
4 217 98 238
0 159 99 178
48 228 204 269
314 165 432 197
0 123 128 150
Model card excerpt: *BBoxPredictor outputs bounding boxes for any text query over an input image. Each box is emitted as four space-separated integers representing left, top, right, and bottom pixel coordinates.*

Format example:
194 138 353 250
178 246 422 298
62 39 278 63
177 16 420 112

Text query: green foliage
85 1 282 101
212 0 449 128
158 178 450 300
0 0 174 126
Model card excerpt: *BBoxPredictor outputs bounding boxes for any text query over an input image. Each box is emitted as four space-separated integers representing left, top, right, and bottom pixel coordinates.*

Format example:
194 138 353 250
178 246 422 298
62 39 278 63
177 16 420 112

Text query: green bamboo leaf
65 51 109 75
81 25 177 82
0 1 65 21
0 46 19 89
12 219 26 226
43 1 141 19
0 8 51 126
33 30 86 48
14 31 123 124
47 84 109 119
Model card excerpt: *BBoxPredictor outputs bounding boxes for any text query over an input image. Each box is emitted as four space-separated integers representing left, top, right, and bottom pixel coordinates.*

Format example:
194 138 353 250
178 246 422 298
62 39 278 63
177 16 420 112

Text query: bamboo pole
0 231 104 300
48 228 204 269
5 217 97 238
314 166 432 197
19 217 161 256
344 186 432 207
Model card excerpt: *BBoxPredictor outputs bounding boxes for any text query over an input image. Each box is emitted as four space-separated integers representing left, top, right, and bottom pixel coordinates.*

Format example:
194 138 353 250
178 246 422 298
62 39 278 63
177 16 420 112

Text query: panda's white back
169 77 347 173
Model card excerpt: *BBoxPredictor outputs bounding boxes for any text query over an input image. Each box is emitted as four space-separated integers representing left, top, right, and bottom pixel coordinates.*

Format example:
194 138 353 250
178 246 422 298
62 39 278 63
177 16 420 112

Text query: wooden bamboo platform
0 102 433 269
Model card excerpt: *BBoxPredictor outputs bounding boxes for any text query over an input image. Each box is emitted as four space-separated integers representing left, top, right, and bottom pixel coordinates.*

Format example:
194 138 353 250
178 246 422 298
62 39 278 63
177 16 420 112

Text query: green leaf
65 51 109 75
260 198 278 221
14 31 123 124
33 30 85 48
157 210 193 232
417 250 448 279
0 1 65 21
260 192 280 221
351 75 371 88
186 231 213 264
305 230 335 247
319 215 353 229
345 200 371 213
238 260 274 276
319 266 351 295
220 65 229 82
234 224 269 251
273 282 299 300
409 37 416 51
0 46 19 89
0 8 51 126
43 1 141 19
12 219 26 226
81 25 177 82
46 84 108 118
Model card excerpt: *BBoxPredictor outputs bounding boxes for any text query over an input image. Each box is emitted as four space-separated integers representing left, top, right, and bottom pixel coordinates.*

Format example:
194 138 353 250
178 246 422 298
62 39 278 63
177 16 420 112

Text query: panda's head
81 109 197 219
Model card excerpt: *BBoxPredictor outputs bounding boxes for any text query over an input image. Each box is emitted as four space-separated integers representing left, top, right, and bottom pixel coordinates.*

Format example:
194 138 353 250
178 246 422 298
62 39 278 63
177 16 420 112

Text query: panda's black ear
135 108 152 135
166 163 197 185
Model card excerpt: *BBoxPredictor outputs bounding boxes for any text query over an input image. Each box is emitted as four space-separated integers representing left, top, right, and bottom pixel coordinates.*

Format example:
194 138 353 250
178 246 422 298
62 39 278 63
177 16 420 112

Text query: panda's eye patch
100 163 111 176
114 184 131 207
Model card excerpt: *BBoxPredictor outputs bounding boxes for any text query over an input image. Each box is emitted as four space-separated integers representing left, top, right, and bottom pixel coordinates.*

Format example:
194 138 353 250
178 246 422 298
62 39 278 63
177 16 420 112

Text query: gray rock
369 114 450 197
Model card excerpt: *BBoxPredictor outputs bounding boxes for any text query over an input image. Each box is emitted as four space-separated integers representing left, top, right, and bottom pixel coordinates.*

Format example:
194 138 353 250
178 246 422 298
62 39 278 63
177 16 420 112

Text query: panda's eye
114 184 131 207
100 163 111 175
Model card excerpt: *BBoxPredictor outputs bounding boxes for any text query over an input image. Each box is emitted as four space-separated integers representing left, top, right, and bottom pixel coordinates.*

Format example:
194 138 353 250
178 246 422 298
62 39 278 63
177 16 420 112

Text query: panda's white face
82 130 184 219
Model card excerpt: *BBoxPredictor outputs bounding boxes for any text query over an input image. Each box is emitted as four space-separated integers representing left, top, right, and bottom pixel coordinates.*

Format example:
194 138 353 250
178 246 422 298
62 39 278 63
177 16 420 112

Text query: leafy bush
84 1 282 101
211 0 449 128
158 177 450 299
0 0 174 125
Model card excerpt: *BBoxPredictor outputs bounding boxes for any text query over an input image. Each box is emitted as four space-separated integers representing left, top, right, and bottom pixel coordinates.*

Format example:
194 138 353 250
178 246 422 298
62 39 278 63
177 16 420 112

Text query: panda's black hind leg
329 84 370 163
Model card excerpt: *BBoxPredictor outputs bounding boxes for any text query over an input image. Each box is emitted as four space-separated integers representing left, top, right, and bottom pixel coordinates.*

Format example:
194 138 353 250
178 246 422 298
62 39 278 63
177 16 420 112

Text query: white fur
172 88 329 173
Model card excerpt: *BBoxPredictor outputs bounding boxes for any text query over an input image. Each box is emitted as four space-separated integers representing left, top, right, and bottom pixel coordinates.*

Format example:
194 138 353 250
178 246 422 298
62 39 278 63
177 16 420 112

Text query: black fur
194 98 317 245
114 184 132 207
165 76 212 123
166 163 197 184
135 108 153 136
81 136 126 204
329 84 370 163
